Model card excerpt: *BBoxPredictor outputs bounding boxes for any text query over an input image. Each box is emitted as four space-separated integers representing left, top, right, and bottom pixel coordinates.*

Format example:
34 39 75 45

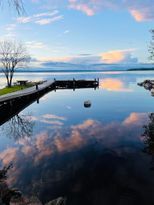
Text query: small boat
84 100 91 108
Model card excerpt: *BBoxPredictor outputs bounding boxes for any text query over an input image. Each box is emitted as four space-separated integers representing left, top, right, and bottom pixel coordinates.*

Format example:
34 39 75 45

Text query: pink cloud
68 0 154 21
130 8 154 22
100 49 137 64
69 2 95 16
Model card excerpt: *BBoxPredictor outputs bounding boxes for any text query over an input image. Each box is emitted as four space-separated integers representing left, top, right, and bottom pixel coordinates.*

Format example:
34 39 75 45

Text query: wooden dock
0 79 99 105
0 80 54 104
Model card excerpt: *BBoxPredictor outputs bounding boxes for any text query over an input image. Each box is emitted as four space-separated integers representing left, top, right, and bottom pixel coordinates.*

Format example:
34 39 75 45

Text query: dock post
36 84 38 90
97 78 99 89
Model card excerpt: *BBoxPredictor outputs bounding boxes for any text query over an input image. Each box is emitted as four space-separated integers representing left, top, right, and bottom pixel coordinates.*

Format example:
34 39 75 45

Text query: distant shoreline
0 68 154 73
127 68 154 71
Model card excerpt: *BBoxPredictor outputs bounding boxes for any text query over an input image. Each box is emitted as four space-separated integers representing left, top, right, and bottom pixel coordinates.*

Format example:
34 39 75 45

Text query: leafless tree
149 29 154 61
0 40 30 87
0 0 24 14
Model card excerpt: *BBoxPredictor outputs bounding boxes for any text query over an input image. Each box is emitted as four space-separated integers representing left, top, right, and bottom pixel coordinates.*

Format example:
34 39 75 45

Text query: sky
0 0 154 67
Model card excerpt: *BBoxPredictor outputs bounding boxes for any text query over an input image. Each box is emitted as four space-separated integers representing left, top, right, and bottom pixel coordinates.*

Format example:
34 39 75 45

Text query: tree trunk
6 76 10 87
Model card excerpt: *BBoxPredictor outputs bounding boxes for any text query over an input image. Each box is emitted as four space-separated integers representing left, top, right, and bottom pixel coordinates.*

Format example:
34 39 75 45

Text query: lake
0 71 154 205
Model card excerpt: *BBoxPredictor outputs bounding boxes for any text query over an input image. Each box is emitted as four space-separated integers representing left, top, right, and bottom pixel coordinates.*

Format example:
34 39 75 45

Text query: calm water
0 71 154 204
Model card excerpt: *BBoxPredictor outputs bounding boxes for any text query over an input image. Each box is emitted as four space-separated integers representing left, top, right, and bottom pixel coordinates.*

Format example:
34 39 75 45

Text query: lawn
0 82 38 96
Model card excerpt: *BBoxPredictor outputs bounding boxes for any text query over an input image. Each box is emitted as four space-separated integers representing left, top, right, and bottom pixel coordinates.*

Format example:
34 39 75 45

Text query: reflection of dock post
73 78 75 91
54 78 56 92
37 98 39 104
9 100 13 111
94 78 97 90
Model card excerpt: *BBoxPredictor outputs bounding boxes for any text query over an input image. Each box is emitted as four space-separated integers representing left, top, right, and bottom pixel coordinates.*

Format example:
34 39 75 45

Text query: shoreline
0 69 154 73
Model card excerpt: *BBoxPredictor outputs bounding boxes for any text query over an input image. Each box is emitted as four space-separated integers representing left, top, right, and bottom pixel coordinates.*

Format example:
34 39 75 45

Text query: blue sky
0 0 154 66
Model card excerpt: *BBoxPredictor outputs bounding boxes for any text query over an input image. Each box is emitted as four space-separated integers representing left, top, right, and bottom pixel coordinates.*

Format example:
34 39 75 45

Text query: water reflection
0 164 22 205
142 113 154 170
100 78 132 92
2 114 34 141
0 113 153 204
0 72 154 204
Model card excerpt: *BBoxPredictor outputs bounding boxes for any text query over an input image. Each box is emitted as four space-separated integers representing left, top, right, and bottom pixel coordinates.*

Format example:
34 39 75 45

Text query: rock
151 89 154 96
84 100 91 108
144 82 152 90
45 197 66 205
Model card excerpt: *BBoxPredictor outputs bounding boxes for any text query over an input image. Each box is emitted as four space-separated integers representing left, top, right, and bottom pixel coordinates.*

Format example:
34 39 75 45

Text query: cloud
5 24 17 31
17 10 63 25
101 49 138 64
68 54 101 64
69 1 95 16
32 49 138 68
35 15 63 25
45 49 137 65
129 8 154 22
39 56 73 63
68 0 154 22
64 30 70 34
25 41 46 49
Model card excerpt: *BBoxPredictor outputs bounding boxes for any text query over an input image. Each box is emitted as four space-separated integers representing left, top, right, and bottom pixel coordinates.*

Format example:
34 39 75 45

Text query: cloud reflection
100 78 132 92
0 112 150 203
29 114 67 126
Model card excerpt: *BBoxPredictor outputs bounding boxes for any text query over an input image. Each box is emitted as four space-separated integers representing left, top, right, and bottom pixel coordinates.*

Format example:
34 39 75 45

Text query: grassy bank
0 82 42 96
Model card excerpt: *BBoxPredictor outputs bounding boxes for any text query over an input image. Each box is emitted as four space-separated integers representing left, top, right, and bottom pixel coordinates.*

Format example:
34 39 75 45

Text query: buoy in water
84 100 91 108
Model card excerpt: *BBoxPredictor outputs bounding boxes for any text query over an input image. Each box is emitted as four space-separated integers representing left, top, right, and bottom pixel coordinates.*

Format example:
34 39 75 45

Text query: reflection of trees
0 163 66 205
142 113 154 170
2 114 34 141
0 164 22 205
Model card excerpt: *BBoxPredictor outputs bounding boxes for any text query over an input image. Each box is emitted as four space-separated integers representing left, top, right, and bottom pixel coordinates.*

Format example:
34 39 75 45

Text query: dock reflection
0 81 98 127
0 93 43 126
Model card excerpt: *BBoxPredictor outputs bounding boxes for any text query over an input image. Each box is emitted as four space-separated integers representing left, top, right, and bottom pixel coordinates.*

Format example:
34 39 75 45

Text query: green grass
0 82 38 96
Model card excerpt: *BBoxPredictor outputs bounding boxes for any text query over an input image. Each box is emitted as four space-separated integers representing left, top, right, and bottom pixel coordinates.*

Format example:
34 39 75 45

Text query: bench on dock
16 80 28 86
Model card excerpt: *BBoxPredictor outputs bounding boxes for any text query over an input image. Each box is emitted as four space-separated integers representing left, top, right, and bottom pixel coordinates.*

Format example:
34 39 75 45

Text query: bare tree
0 0 24 14
149 29 154 61
0 40 30 87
